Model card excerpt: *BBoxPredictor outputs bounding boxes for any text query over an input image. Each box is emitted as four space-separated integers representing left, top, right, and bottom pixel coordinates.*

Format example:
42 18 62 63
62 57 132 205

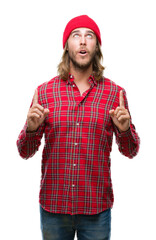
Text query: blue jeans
40 205 111 240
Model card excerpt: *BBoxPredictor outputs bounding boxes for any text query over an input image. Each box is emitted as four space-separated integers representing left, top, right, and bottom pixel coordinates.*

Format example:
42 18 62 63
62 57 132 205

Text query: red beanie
63 15 101 48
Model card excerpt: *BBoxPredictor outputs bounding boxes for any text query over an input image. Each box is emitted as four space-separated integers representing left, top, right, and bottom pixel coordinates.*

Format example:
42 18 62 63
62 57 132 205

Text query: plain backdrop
0 0 156 239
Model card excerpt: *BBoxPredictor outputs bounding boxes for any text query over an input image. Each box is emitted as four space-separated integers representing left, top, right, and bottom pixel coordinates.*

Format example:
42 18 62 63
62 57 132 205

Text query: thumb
109 109 115 117
43 108 50 118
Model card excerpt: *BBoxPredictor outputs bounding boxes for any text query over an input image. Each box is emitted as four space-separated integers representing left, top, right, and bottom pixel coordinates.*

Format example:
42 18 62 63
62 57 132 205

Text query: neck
69 62 93 85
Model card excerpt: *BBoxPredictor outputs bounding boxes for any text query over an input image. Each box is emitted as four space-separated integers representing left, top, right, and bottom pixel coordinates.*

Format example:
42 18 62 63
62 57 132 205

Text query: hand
109 90 130 132
27 89 49 132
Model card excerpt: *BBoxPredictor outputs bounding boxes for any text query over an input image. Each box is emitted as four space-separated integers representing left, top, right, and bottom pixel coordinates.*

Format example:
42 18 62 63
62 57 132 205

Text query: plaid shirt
17 75 140 215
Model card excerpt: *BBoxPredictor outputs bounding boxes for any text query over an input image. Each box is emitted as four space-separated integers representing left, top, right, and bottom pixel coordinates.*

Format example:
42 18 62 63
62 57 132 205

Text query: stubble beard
68 50 96 71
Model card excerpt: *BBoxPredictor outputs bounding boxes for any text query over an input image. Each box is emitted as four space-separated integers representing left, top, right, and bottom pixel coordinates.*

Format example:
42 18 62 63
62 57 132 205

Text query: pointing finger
119 90 125 108
33 89 38 105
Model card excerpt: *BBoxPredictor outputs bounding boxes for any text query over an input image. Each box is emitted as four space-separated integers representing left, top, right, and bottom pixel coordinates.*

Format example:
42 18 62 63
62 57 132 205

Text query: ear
65 42 68 51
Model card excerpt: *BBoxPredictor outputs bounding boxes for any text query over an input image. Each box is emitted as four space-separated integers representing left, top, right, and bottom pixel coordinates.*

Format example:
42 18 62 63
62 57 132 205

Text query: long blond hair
57 41 105 81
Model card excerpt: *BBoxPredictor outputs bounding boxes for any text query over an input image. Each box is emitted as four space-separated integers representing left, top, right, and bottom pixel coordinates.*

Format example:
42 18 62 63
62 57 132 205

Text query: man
17 15 140 240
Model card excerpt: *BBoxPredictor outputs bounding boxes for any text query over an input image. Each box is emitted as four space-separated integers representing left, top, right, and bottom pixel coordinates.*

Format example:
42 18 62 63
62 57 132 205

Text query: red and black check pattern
17 75 140 215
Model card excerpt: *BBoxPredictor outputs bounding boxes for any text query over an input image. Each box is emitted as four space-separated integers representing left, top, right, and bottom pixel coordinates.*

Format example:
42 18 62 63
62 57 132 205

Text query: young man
17 15 140 240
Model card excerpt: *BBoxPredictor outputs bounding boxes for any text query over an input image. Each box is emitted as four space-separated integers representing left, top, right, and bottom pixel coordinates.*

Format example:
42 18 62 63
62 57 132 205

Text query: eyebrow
71 30 95 35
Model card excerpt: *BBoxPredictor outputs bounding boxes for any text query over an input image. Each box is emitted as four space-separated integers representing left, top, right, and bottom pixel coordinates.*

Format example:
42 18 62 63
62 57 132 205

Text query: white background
0 0 156 239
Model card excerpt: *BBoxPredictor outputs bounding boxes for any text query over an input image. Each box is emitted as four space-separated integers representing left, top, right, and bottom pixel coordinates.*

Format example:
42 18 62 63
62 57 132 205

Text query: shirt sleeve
113 89 140 159
16 121 45 160
114 123 140 158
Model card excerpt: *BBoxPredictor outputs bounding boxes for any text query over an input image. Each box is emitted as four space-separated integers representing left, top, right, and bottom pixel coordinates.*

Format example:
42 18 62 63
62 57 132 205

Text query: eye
86 34 93 38
73 33 80 38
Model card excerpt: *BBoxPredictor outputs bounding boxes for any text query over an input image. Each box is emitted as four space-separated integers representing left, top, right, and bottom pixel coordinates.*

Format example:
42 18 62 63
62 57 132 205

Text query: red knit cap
63 15 101 48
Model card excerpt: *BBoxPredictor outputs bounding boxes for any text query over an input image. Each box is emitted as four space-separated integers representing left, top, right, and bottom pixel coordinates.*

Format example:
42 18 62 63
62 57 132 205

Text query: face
67 28 97 71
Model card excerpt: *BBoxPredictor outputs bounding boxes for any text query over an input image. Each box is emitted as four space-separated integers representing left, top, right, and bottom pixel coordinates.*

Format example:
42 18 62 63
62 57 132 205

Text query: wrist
26 126 38 133
118 127 130 133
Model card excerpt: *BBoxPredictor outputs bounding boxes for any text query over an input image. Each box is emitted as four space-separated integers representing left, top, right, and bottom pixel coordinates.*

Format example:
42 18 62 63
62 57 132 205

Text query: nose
80 35 86 45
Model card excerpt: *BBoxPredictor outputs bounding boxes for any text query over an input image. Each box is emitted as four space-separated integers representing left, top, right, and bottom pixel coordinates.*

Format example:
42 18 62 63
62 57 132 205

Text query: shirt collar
67 73 97 86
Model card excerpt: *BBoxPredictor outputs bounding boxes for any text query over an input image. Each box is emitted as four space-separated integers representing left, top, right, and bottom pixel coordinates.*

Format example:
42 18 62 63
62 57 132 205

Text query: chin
76 61 92 70
70 54 93 70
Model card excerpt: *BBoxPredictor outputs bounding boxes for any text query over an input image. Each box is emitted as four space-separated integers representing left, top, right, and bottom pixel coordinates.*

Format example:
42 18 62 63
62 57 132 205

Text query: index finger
119 90 125 108
33 89 38 105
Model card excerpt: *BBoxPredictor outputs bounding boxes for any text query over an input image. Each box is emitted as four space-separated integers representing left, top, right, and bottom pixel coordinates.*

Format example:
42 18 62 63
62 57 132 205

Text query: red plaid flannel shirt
17 75 140 215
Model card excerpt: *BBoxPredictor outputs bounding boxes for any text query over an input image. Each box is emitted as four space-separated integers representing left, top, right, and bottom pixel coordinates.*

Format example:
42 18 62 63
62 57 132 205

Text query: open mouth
79 50 87 56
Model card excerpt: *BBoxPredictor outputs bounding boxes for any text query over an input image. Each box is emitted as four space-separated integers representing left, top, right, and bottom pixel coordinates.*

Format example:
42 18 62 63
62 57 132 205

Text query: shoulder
98 77 128 108
101 77 123 92
37 76 60 92
36 76 61 105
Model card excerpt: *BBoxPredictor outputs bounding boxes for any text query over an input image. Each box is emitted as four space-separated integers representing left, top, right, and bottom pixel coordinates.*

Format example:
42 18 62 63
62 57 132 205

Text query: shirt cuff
117 125 136 142
23 124 40 141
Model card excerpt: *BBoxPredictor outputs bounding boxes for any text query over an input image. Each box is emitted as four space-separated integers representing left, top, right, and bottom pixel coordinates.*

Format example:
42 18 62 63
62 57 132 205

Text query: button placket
70 95 81 199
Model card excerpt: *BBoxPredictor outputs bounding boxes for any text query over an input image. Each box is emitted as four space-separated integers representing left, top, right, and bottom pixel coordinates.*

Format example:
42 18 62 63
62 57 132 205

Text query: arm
16 122 45 159
16 89 49 159
110 89 140 158
113 122 140 158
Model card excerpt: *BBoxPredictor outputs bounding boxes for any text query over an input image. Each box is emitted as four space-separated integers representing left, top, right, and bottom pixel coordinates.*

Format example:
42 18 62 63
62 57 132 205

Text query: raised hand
109 90 130 132
27 89 49 132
